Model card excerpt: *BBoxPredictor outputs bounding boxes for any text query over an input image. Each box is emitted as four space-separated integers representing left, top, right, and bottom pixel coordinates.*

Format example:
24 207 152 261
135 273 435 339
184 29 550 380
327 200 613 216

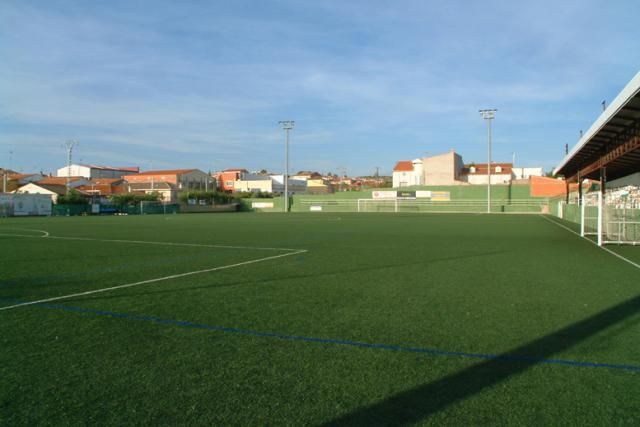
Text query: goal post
580 191 601 243
357 198 398 213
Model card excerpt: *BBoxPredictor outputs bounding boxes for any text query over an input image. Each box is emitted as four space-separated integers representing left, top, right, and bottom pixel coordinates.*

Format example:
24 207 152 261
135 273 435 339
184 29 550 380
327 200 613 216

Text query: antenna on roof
565 143 568 155
602 100 606 111
64 140 78 193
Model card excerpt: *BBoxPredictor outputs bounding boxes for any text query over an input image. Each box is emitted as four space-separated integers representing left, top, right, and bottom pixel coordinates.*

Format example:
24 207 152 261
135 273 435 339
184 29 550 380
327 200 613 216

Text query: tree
56 189 88 205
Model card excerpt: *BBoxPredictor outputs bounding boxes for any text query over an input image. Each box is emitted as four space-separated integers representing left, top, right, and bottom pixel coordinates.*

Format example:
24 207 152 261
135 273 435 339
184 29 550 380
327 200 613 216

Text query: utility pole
479 109 497 214
279 120 294 212
64 140 78 194
337 166 347 192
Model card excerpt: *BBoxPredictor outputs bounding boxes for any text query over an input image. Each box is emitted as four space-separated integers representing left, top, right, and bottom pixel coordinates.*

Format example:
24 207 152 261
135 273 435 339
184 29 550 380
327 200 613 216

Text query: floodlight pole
279 120 294 212
2 150 12 193
479 109 497 213
65 140 78 194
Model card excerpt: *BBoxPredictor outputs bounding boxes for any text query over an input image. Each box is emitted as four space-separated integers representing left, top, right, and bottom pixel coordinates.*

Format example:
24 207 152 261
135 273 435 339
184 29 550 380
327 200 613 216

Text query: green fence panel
53 204 91 216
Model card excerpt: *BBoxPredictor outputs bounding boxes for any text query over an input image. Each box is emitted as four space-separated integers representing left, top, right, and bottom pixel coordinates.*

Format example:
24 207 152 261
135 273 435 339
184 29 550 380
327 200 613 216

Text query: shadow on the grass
63 250 508 303
322 294 640 426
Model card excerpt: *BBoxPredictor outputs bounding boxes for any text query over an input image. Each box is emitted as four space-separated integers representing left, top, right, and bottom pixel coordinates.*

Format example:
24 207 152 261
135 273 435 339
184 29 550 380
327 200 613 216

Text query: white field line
0 228 50 237
0 229 298 252
0 249 308 312
45 235 300 252
540 215 640 270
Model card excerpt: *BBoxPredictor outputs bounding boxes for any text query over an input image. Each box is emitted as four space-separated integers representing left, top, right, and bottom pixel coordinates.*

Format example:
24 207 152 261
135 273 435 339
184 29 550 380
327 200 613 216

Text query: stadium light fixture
479 109 497 213
278 120 294 213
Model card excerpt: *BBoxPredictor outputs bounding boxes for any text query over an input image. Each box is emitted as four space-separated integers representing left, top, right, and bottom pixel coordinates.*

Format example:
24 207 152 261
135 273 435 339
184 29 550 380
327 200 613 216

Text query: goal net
580 190 640 245
603 189 640 245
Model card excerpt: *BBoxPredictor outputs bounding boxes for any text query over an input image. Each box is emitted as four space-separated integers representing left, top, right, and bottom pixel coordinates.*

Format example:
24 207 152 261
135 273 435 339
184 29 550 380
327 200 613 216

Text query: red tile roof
393 161 414 172
90 178 124 185
135 169 196 176
37 176 86 185
8 173 39 180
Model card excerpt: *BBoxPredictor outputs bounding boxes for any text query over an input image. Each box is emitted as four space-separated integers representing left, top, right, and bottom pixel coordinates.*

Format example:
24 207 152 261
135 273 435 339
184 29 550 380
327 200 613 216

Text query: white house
463 163 513 185
57 164 139 180
392 159 424 188
15 182 88 203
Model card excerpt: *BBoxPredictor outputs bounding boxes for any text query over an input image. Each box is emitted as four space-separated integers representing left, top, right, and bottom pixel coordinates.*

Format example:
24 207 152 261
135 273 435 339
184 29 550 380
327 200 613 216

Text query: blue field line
10 300 639 373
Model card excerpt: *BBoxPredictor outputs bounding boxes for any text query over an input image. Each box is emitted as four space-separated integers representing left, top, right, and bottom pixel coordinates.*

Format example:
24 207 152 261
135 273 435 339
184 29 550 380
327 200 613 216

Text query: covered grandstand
554 71 640 192
554 71 640 245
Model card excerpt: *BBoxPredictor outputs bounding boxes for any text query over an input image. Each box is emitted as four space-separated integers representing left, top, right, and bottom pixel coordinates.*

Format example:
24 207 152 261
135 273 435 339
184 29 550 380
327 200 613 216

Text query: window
495 166 502 173
226 181 233 187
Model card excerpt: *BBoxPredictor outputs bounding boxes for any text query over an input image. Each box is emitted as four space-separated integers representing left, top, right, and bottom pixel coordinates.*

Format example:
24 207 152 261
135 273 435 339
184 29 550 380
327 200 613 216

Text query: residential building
306 178 334 194
57 164 139 180
217 169 248 192
423 151 464 185
512 167 544 180
8 173 46 185
37 176 92 188
292 171 323 181
462 163 513 185
392 159 424 188
123 169 215 192
125 182 177 203
234 174 307 194
15 182 88 203
392 150 544 187
75 178 127 202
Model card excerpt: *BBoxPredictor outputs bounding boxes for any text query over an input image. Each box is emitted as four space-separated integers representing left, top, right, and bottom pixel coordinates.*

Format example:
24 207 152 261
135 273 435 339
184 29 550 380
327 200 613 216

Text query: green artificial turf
1 213 639 425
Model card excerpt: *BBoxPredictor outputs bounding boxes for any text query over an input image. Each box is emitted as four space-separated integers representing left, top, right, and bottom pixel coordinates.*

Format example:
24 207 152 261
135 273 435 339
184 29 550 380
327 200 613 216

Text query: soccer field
1 213 639 425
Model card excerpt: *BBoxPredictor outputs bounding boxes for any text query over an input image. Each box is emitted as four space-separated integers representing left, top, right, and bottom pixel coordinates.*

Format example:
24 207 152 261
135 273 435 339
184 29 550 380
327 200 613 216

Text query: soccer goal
580 190 640 246
356 198 549 214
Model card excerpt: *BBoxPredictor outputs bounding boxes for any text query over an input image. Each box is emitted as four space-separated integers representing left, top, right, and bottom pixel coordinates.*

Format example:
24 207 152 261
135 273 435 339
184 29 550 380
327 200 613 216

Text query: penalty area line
0 229 298 252
540 215 640 271
0 249 307 312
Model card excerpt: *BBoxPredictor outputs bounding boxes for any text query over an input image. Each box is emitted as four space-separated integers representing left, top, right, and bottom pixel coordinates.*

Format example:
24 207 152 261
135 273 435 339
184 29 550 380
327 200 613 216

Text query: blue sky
1 0 639 176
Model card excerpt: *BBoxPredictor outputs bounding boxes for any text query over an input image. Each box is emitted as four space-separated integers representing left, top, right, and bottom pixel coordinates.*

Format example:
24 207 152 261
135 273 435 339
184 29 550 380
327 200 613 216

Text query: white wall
57 165 91 178
15 183 61 203
466 174 512 185
393 171 411 188
512 167 543 180
0 194 52 216
608 172 640 188
57 164 137 179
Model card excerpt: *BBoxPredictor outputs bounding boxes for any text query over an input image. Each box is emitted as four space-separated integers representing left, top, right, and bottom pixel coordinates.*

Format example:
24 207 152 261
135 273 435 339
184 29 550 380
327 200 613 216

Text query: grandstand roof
554 71 640 182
